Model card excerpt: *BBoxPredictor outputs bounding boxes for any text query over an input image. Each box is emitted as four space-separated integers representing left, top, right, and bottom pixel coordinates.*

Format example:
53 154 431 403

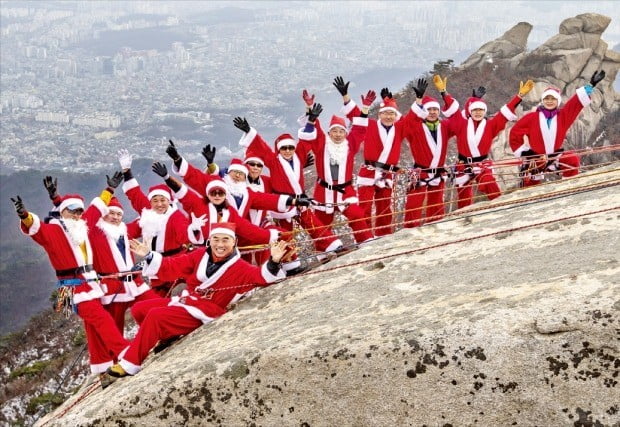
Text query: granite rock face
460 22 532 69
38 166 620 426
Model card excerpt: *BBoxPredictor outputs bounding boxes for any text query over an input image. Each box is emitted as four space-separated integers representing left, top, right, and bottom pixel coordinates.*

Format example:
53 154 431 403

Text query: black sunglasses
246 162 263 168
209 190 226 197
279 145 296 151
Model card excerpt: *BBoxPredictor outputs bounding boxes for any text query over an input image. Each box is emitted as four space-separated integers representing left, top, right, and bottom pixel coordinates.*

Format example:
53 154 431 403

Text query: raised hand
380 87 393 99
333 76 350 96
106 171 123 189
190 212 207 231
307 103 323 122
201 144 216 164
269 240 290 264
472 86 486 99
518 80 535 97
118 149 133 170
129 238 150 257
361 90 377 108
590 70 605 87
433 75 447 93
43 176 58 200
152 162 169 178
304 152 315 169
233 116 250 133
302 89 315 107
412 78 428 98
166 139 180 161
11 196 27 218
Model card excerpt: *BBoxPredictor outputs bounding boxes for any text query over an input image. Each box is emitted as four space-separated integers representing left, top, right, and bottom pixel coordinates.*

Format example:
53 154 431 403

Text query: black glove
166 139 180 161
307 103 323 122
333 76 350 96
304 153 315 169
201 144 216 164
130 259 145 272
472 86 486 99
106 171 123 189
380 87 393 99
520 149 537 158
412 78 428 98
233 116 250 133
11 196 27 218
152 162 168 178
294 194 313 207
43 176 58 200
590 70 605 87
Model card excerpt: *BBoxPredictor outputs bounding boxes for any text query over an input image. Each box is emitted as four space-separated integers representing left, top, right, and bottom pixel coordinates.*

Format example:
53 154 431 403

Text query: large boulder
461 22 532 69
38 166 620 426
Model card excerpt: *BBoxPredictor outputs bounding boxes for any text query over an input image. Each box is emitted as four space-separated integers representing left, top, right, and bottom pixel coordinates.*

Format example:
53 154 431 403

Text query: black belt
55 264 94 277
317 178 352 193
364 160 400 172
160 246 186 257
458 154 488 163
413 164 446 175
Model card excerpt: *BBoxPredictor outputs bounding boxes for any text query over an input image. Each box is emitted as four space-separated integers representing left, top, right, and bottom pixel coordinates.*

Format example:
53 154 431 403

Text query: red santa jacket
509 87 592 156
443 95 521 160
297 117 366 213
122 178 193 254
90 209 150 305
174 183 280 245
143 247 284 322
342 100 416 187
20 198 108 304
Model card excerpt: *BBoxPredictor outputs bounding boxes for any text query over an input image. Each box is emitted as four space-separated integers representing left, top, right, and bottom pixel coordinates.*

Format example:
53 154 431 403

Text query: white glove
190 213 207 231
118 149 133 170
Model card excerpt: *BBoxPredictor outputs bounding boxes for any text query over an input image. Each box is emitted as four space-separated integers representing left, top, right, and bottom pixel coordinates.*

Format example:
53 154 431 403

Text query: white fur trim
119 357 141 375
513 144 530 157
90 360 113 374
172 157 189 177
298 127 317 141
352 116 368 126
341 100 356 115
23 213 41 236
282 259 301 271
206 180 227 194
343 196 359 205
90 197 108 216
244 156 263 165
209 226 236 238
424 101 440 110
268 229 279 243
541 88 561 103
276 137 297 150
576 86 592 107
500 105 517 121
147 189 171 201
468 101 487 113
239 127 258 148
175 184 189 200
143 252 163 277
59 197 84 213
277 195 289 212
228 163 248 176
72 284 105 304
412 102 429 119
325 239 344 253
261 260 285 281
121 178 139 194
442 98 459 117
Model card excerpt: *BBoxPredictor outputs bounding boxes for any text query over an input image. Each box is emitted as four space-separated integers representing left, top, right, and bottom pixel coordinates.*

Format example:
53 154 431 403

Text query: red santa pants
457 167 501 209
314 204 374 243
277 208 341 253
120 298 203 373
76 299 130 374
104 289 160 335
358 185 393 236
404 182 445 228
521 151 580 187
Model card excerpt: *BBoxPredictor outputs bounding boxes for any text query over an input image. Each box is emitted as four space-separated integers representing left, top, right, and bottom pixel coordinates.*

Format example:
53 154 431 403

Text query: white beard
63 218 89 246
138 208 168 243
224 175 247 198
97 219 127 241
326 137 349 166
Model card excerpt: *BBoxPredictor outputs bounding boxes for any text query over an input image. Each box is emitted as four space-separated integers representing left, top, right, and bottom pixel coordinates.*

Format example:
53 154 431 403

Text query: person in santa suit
12 176 129 376
151 162 305 275
89 196 159 335
509 70 606 187
103 222 288 380
335 76 417 236
439 76 535 207
297 93 374 245
402 78 459 227
117 149 201 297
234 116 346 261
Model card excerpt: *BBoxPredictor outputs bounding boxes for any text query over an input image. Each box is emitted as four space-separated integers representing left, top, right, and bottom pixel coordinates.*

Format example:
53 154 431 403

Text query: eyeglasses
279 145 296 151
246 162 263 168
209 190 226 197
67 208 84 215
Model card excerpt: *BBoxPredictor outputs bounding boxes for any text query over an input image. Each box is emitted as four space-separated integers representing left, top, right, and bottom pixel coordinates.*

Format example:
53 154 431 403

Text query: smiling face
245 161 263 179
328 127 347 143
209 233 236 258
149 195 170 214
426 107 440 122
542 95 559 110
378 110 397 126
207 188 227 205
228 169 246 183
61 207 84 220
470 108 486 121
279 145 296 160
103 209 123 226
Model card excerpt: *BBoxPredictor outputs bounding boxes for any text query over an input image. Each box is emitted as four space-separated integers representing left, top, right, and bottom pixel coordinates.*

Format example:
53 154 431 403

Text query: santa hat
206 179 228 195
147 184 173 201
227 158 248 176
328 115 348 133
421 95 440 111
379 97 400 115
58 194 85 212
209 221 237 238
541 86 562 103
274 133 297 151
108 197 123 214
244 153 264 166
466 97 487 115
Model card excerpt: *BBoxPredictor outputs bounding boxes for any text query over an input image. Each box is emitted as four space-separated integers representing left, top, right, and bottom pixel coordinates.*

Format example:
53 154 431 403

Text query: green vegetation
9 360 52 379
26 392 65 415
